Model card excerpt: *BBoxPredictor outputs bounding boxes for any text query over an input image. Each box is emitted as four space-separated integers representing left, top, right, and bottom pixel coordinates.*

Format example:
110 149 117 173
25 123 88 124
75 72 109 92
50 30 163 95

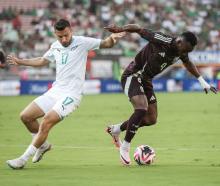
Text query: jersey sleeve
82 37 101 51
43 46 55 63
180 54 190 63
139 29 173 45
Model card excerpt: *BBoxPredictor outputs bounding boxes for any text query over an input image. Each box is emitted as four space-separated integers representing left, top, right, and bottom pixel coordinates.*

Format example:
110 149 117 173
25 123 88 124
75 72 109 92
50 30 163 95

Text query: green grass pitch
0 93 220 186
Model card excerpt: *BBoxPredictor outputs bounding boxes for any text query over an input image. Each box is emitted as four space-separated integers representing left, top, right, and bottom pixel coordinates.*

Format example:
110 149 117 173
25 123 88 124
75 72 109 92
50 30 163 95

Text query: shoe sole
120 155 131 166
105 127 121 149
6 161 24 170
32 144 52 163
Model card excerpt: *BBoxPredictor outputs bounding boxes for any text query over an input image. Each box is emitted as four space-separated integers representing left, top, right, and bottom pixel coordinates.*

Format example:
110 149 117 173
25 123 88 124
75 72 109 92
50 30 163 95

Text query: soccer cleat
120 146 131 166
6 158 26 169
106 125 122 149
32 143 52 163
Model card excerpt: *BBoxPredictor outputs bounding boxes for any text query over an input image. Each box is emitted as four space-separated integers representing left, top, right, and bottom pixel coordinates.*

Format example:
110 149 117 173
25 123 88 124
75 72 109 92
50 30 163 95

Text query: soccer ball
133 145 155 165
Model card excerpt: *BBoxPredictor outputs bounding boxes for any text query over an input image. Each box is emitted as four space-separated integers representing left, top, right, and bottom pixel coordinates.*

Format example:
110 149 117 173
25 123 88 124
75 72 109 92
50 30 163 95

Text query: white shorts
34 88 81 119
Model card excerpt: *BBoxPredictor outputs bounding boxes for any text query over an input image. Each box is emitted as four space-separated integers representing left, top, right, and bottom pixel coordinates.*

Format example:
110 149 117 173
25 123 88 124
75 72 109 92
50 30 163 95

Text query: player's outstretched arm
7 55 50 67
183 60 217 94
104 24 141 33
100 32 126 48
104 24 156 42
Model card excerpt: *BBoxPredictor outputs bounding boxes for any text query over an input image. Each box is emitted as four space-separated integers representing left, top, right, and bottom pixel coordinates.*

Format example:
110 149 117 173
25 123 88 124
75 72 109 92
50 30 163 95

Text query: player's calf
139 115 157 127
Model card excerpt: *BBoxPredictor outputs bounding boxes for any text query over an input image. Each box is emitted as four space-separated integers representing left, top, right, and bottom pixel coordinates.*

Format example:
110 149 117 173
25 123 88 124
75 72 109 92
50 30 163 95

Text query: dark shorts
121 74 157 104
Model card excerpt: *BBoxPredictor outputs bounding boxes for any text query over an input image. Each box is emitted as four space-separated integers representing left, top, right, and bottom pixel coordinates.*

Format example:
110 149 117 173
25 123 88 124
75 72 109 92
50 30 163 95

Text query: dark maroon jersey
122 29 190 80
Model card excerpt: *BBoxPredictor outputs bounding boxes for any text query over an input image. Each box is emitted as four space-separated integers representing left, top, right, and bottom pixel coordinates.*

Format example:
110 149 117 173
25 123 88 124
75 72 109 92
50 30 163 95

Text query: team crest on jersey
158 52 165 57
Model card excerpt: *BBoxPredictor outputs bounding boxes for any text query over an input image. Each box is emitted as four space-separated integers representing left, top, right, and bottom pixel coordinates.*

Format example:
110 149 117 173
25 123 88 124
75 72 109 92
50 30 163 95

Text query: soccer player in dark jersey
104 24 217 166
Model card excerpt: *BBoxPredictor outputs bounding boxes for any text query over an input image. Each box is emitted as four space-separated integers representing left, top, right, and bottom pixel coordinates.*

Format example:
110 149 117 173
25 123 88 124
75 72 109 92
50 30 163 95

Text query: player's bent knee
149 118 157 125
20 112 32 124
141 116 157 126
148 117 157 125
135 109 147 116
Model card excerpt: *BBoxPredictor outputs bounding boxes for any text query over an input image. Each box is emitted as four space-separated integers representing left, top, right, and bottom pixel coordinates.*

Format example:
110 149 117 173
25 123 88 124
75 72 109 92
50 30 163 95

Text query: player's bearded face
55 27 73 47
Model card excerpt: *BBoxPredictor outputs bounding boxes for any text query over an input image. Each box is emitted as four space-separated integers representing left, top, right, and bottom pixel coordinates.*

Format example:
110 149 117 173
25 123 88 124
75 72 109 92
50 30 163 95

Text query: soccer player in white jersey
6 19 125 169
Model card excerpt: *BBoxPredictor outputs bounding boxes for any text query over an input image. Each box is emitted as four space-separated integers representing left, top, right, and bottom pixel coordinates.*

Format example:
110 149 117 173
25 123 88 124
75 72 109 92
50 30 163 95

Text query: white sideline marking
0 144 220 151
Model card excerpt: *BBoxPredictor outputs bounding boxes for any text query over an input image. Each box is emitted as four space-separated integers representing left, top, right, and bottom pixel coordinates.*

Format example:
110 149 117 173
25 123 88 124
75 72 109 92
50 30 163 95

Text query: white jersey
43 36 101 99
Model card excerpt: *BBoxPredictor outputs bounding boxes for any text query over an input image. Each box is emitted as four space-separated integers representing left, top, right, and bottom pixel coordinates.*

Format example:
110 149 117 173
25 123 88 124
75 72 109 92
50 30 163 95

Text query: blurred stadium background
0 1 220 186
0 0 220 95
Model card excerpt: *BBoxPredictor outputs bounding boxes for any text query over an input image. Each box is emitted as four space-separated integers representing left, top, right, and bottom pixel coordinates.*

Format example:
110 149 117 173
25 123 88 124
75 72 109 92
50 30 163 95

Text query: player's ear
176 37 182 44
175 37 184 48
69 28 73 35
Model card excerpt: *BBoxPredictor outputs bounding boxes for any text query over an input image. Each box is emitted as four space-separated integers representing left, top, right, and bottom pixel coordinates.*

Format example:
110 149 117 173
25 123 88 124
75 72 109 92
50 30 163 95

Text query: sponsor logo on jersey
53 48 61 52
71 45 79 51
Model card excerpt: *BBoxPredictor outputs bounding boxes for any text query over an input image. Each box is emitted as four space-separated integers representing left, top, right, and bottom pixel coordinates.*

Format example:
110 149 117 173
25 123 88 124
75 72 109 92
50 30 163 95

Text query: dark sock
120 120 129 131
124 109 147 143
121 118 155 131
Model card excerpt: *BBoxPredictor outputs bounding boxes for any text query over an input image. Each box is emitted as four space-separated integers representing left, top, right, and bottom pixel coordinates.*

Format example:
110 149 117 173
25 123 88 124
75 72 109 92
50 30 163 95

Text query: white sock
40 141 49 148
20 145 37 162
113 123 122 134
31 133 37 138
122 140 130 149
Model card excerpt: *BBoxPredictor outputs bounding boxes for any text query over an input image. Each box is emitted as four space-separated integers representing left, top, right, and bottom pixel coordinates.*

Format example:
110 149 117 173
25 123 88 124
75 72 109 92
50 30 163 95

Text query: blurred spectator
1 0 220 55
12 14 22 31
0 0 220 79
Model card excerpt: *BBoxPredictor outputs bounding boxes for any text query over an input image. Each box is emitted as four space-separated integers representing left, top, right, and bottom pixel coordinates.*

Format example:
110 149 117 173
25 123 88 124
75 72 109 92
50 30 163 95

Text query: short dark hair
54 19 71 31
181 31 197 47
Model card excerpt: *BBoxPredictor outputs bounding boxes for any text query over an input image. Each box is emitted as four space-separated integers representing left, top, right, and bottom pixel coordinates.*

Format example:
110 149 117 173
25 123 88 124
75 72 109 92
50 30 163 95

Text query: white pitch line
0 144 220 151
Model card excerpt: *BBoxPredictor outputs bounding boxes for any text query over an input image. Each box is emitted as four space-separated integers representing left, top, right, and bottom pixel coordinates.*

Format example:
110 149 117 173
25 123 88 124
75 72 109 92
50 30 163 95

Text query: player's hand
198 76 218 94
204 86 218 94
104 25 124 33
105 24 141 33
110 32 126 44
7 55 20 65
